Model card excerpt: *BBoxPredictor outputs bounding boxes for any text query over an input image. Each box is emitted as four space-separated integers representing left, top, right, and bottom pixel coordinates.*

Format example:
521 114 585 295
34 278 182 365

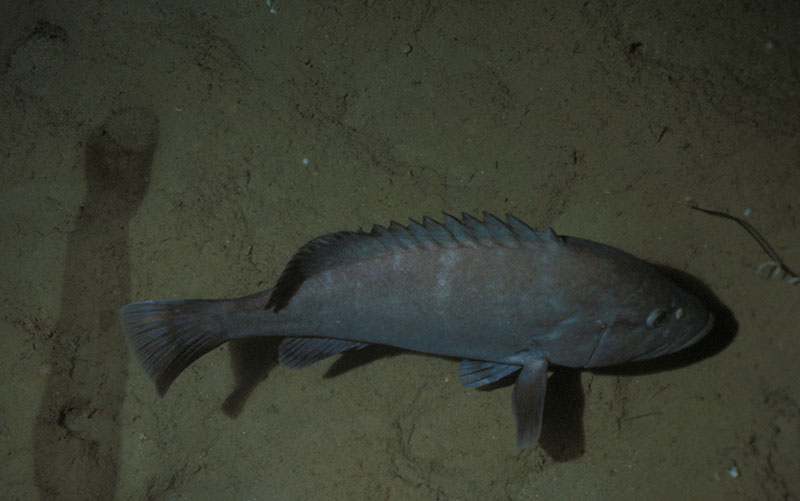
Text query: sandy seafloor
1 0 799 499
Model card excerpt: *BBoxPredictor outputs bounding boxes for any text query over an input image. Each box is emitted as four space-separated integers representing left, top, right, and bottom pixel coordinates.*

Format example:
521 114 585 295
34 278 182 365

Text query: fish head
583 265 715 368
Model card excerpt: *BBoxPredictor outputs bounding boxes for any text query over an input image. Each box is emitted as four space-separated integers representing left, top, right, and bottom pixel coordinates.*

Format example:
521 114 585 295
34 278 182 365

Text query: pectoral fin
511 356 549 450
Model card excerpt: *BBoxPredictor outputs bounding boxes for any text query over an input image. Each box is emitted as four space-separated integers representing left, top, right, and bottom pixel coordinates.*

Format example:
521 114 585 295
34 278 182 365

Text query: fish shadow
328 347 588 460
222 337 282 417
473 366 586 461
222 339 402 416
325 345 404 377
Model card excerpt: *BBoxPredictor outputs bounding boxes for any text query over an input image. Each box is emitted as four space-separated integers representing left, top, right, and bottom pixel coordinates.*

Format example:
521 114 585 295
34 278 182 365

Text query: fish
120 212 714 449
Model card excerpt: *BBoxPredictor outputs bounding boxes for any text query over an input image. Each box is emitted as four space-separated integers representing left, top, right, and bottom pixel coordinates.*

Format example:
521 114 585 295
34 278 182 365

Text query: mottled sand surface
2 1 798 499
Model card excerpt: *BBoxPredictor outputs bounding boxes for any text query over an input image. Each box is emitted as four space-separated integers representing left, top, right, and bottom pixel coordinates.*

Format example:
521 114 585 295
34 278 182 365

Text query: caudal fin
120 299 231 396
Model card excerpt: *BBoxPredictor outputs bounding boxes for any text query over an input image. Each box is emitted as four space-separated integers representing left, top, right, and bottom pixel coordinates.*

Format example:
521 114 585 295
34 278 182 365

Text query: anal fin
279 337 369 369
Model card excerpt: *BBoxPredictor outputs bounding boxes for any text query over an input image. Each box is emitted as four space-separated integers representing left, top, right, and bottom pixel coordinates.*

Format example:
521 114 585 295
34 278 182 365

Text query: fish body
121 212 714 448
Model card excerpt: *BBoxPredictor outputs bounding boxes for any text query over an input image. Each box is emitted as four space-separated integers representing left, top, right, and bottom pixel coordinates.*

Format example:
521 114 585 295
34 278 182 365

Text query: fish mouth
678 311 715 351
630 310 716 362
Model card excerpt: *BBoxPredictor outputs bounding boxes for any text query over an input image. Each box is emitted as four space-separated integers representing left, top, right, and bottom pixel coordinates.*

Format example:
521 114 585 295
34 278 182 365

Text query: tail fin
120 299 231 396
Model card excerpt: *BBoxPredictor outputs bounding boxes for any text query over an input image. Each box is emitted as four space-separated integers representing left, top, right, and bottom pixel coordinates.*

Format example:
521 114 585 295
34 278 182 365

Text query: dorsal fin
265 213 553 311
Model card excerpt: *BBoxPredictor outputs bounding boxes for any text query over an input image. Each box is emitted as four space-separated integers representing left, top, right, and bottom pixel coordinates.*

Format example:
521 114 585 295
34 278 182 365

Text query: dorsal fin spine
265 212 551 311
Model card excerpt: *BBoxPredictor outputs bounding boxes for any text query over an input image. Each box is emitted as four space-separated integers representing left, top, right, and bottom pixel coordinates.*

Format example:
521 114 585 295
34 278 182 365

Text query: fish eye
646 308 671 328
674 307 685 320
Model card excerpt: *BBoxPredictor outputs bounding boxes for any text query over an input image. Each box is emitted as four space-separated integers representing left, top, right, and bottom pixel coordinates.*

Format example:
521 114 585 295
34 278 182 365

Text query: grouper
120 212 714 449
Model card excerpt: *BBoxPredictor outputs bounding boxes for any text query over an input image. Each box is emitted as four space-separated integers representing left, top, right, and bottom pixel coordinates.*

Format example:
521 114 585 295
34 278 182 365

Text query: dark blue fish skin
255 232 710 366
120 213 714 449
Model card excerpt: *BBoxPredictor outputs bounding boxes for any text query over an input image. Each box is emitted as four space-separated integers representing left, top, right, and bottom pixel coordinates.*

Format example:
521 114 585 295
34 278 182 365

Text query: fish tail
120 299 232 396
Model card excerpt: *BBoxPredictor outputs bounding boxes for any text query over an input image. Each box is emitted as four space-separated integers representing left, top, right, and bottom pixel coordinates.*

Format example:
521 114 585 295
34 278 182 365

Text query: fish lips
677 310 716 351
